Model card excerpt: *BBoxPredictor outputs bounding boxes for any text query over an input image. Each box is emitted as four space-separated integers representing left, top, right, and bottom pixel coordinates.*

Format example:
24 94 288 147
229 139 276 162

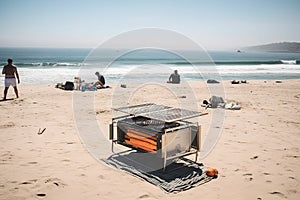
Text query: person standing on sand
2 58 20 100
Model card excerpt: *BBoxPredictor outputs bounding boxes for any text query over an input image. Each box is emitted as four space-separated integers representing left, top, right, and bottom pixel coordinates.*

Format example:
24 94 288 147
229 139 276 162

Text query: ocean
0 47 300 85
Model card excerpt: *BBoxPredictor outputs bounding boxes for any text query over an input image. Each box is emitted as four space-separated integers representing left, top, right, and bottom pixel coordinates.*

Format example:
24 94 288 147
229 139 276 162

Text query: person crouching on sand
94 72 105 87
2 58 20 100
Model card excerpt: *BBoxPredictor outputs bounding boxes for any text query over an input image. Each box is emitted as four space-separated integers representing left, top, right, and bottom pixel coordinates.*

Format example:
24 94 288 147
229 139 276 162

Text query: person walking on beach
2 58 20 100
94 72 105 87
167 70 180 84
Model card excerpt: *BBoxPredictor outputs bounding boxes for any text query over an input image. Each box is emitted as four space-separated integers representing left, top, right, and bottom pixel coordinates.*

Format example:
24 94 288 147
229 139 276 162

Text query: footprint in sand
36 193 46 197
269 191 286 198
138 194 150 199
10 181 18 184
98 175 105 179
1 152 14 163
96 110 110 114
0 122 15 128
294 94 300 99
250 156 259 160
28 161 38 165
20 181 32 185
20 179 38 185
66 142 75 144
286 155 299 158
45 178 66 187
243 173 253 181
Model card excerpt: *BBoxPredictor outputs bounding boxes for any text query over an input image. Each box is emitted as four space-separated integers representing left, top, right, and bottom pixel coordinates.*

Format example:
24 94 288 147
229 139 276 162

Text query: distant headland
242 42 300 53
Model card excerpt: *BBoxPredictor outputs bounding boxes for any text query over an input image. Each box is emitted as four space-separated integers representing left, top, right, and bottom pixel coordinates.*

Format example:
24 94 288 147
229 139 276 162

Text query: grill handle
109 123 114 140
197 125 201 151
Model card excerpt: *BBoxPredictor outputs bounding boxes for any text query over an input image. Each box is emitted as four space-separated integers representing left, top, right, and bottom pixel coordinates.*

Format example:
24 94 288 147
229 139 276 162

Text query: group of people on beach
1 58 180 100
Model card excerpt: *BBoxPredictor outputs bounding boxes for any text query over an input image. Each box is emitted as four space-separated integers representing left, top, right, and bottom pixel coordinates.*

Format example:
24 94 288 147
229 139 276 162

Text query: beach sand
0 79 299 200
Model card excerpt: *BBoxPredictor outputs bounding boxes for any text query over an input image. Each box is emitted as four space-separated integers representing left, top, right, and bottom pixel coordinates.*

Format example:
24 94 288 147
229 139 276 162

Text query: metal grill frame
110 103 205 172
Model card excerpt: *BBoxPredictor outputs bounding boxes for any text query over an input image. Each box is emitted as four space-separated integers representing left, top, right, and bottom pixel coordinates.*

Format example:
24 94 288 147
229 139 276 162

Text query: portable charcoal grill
109 103 207 171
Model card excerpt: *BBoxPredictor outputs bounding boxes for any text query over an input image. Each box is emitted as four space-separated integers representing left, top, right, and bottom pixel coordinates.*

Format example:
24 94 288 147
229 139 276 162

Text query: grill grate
113 103 201 123
113 103 170 115
141 108 201 123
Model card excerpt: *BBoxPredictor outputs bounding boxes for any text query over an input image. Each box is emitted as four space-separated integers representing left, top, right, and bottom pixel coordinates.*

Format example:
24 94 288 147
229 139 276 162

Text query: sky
0 0 299 50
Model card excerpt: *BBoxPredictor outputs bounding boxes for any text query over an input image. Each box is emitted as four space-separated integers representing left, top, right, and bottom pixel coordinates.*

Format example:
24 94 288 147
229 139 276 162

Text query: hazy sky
0 0 299 50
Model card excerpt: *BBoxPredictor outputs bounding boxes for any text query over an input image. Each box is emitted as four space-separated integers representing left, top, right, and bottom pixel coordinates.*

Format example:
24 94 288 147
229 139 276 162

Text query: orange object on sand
206 168 218 178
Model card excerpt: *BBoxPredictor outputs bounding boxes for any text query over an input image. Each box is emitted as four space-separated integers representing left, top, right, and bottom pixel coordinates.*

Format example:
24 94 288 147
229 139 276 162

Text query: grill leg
111 140 114 153
163 157 167 172
195 151 198 163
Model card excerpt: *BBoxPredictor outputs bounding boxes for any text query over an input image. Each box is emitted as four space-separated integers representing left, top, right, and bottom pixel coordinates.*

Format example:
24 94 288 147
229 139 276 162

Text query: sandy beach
0 79 299 200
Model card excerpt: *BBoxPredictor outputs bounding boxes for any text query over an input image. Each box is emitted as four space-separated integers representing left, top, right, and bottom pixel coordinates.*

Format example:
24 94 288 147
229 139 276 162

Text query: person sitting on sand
94 72 105 87
167 70 180 84
2 58 20 100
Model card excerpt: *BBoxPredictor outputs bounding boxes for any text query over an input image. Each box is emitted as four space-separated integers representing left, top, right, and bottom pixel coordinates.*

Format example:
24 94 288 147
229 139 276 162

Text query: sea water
0 47 299 85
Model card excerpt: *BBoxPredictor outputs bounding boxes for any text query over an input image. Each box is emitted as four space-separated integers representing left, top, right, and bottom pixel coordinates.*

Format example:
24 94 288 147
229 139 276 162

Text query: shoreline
1 77 300 87
0 79 299 199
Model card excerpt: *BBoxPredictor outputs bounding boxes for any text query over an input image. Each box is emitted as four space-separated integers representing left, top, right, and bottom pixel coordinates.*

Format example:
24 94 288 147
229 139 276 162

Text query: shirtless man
2 58 20 100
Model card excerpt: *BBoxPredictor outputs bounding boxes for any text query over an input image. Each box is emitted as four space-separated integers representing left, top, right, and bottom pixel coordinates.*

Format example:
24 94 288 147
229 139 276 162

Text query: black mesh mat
102 151 214 193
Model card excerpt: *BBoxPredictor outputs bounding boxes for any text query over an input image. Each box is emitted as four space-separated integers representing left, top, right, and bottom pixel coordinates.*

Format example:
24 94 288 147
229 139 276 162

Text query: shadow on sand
0 98 15 102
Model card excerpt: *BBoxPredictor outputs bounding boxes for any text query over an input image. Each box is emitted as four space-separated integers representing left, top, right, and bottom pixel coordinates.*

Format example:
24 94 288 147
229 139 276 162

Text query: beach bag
64 81 74 90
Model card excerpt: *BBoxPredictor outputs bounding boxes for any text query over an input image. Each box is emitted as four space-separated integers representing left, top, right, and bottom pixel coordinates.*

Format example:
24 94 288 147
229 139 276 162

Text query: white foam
1 63 299 86
281 60 297 64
